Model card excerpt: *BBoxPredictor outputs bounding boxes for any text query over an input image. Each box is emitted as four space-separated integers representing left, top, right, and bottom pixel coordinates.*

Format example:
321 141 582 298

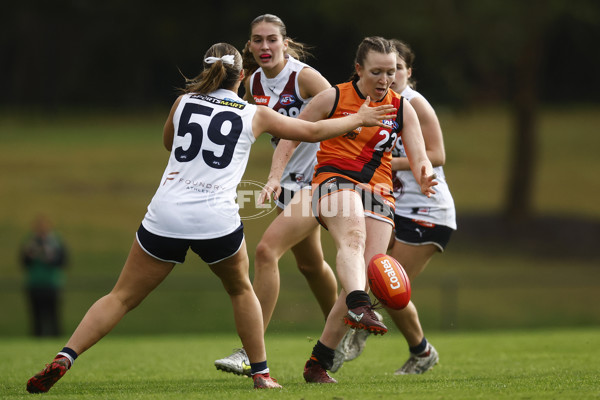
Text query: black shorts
275 187 297 209
312 175 394 228
393 214 453 252
136 223 244 265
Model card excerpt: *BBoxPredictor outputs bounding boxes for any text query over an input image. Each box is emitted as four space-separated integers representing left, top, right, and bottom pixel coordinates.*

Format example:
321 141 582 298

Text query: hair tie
204 55 235 65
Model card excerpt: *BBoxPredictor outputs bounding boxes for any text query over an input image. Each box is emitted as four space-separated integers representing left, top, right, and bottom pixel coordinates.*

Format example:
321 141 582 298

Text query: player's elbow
433 153 446 167
303 127 322 143
428 150 445 167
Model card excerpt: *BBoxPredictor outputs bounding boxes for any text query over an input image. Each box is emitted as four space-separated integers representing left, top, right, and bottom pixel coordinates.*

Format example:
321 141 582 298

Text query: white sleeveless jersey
249 56 319 191
142 89 257 239
392 86 457 230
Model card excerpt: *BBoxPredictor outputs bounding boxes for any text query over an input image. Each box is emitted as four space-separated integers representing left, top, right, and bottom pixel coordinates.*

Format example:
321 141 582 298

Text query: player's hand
419 165 438 197
258 178 281 205
357 96 397 127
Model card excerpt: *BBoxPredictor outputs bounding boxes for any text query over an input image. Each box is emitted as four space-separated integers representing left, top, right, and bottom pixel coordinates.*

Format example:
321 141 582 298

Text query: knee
222 276 253 297
296 261 317 277
295 252 328 277
255 239 280 268
340 228 366 253
108 291 142 313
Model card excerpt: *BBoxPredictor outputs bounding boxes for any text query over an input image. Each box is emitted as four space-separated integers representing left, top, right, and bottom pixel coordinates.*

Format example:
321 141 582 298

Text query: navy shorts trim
312 175 394 229
393 214 453 252
136 223 244 265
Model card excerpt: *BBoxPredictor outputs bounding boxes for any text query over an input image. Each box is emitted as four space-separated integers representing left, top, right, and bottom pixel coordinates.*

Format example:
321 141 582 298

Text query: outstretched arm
391 96 445 171
253 90 396 143
400 100 437 197
257 139 299 205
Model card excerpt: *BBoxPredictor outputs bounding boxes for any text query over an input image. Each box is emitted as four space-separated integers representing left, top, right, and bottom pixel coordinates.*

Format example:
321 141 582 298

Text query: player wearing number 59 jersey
142 90 257 240
25 42 397 393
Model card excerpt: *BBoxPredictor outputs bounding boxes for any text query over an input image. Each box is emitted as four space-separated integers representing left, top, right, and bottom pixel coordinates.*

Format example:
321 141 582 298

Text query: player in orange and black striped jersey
296 36 437 384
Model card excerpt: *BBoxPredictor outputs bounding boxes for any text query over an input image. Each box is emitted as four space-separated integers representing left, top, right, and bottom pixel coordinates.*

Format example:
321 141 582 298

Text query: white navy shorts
393 215 453 252
136 223 244 265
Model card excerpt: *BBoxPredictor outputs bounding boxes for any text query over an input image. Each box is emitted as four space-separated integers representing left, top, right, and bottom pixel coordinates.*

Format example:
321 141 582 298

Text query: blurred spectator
20 215 68 337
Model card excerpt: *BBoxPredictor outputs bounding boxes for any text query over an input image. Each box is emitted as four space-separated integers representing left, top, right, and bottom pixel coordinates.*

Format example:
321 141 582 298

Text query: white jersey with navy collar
142 89 257 239
392 86 457 230
250 56 319 191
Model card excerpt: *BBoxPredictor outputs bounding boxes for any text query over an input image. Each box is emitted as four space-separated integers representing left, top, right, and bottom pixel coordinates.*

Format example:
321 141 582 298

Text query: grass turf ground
1 106 600 336
2 328 599 399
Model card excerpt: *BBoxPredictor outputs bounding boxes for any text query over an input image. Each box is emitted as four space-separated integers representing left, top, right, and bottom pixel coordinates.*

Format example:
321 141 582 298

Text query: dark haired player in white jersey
215 14 340 376
25 42 396 393
387 39 455 375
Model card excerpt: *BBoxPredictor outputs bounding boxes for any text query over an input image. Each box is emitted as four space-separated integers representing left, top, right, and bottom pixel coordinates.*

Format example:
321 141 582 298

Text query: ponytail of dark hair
181 43 243 94
390 39 417 89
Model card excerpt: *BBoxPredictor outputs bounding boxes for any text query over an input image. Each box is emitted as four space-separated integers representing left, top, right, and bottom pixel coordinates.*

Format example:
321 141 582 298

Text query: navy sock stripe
409 338 428 355
60 347 78 361
250 361 268 375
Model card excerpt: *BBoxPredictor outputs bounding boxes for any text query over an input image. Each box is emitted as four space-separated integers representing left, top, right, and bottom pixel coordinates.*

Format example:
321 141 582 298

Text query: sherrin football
367 253 411 310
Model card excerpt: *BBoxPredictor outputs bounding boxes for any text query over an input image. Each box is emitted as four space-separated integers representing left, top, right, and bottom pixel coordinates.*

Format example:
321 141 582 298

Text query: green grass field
1 106 599 337
1 106 600 398
2 329 599 399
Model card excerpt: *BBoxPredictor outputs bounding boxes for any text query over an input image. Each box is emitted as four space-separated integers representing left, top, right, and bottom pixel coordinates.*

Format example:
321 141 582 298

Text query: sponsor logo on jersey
279 94 296 106
292 173 305 183
162 171 179 186
323 177 338 190
343 130 359 140
382 119 397 130
413 208 433 218
191 93 246 109
253 95 270 105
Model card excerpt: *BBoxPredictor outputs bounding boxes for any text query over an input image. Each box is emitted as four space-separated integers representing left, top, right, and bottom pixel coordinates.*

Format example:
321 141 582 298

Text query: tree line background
3 1 599 107
2 0 599 220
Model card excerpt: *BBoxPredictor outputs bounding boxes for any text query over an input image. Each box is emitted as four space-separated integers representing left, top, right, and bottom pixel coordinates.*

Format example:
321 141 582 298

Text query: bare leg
66 239 174 355
319 190 367 294
290 225 337 320
210 241 266 364
254 189 337 330
387 241 437 346
318 201 392 350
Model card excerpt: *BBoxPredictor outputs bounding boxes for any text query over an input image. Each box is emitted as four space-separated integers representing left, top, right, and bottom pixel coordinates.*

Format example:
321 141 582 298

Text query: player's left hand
419 165 438 197
258 178 281 205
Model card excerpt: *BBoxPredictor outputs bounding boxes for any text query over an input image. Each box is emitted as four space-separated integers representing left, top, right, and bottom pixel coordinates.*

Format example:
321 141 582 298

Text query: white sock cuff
252 367 270 376
57 352 74 367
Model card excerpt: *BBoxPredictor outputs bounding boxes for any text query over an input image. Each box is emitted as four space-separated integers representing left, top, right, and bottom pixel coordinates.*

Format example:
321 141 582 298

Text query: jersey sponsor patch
279 94 296 106
412 207 432 217
412 218 435 228
190 93 246 109
253 95 270 105
289 173 305 183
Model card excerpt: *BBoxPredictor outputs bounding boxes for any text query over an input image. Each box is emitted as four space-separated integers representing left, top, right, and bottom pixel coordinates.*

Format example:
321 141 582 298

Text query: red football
367 254 411 310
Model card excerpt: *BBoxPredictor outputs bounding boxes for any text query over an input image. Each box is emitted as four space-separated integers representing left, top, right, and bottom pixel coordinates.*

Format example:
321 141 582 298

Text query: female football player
387 39 456 375
25 42 396 393
296 36 437 383
214 14 339 376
